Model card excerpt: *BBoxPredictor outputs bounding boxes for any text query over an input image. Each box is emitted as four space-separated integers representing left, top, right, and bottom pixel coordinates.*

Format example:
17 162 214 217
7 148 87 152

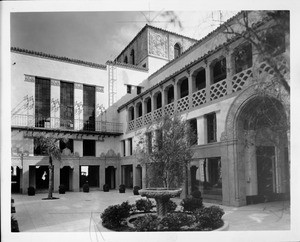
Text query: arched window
130 49 135 65
124 56 128 64
174 43 181 59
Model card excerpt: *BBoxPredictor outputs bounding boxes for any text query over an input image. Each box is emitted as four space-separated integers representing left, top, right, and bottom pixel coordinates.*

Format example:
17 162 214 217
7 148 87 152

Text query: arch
174 43 181 59
128 106 135 121
153 91 162 109
136 101 143 118
144 97 152 113
210 56 227 84
192 67 206 92
177 76 189 98
164 84 174 104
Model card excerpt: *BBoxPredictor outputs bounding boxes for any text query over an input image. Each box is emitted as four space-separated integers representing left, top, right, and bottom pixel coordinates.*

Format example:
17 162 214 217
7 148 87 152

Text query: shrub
119 184 126 193
160 213 195 231
165 199 177 213
180 197 203 212
27 186 35 196
194 206 224 230
11 216 19 232
133 214 160 231
59 185 66 194
101 201 132 229
103 184 109 192
135 198 152 212
83 182 89 193
133 186 140 195
191 190 202 199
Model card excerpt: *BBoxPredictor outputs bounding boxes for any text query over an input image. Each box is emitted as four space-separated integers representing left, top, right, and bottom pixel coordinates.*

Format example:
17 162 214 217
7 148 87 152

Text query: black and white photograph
1 1 300 242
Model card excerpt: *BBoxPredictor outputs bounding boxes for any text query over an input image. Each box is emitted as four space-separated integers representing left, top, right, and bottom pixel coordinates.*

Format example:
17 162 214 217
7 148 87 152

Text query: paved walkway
12 190 290 232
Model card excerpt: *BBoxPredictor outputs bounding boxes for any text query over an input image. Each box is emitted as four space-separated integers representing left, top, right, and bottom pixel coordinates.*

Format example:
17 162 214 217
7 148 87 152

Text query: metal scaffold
108 64 117 107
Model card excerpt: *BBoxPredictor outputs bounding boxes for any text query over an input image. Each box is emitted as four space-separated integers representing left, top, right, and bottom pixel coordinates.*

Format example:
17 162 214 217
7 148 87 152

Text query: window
34 138 43 156
189 119 198 145
234 43 253 74
166 86 174 104
128 138 133 156
137 86 142 95
60 82 74 129
179 77 189 98
155 92 162 109
137 103 143 117
35 77 50 128
122 140 126 156
146 98 152 113
124 56 128 64
130 49 135 65
193 69 206 91
206 113 217 143
146 132 152 153
127 85 132 94
174 43 181 58
142 63 147 68
129 107 135 121
60 139 73 153
212 58 227 83
83 85 95 131
83 140 95 156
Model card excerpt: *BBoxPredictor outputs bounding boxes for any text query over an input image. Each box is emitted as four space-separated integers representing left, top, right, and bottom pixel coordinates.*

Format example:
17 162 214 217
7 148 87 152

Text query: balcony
127 66 255 132
11 115 123 135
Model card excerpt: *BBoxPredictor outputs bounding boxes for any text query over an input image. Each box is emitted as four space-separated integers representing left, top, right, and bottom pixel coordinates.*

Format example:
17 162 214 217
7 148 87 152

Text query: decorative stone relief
149 30 168 58
74 83 83 90
96 86 104 93
51 79 60 86
24 75 35 83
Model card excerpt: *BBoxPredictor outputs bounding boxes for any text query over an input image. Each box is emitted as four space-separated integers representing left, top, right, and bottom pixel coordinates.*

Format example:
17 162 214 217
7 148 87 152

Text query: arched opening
60 166 72 191
192 68 206 92
211 57 227 84
174 43 181 59
128 106 135 121
178 77 189 98
144 97 152 113
136 102 143 118
124 56 128 64
236 96 289 204
130 49 135 65
164 85 174 104
154 92 162 109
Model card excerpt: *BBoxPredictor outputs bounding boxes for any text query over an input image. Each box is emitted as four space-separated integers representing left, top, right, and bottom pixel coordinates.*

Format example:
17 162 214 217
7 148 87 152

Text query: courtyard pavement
12 190 290 232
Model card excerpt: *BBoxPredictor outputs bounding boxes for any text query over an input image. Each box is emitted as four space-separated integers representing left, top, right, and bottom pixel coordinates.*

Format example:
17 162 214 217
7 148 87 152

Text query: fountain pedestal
138 188 182 218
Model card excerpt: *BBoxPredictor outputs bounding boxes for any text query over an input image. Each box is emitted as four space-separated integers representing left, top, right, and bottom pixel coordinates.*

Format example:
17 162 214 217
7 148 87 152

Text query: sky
11 10 238 64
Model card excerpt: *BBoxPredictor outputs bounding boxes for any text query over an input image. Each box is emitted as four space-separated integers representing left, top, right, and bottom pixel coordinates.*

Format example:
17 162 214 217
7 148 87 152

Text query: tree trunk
48 155 53 199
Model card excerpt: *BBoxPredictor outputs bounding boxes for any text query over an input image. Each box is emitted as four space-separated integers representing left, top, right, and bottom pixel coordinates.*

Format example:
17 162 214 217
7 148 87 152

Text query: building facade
11 11 290 206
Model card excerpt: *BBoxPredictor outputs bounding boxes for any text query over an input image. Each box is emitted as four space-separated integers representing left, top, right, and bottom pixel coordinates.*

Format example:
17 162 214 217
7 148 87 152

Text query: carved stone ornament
74 83 83 90
51 79 60 86
149 31 168 58
24 75 35 83
96 86 104 93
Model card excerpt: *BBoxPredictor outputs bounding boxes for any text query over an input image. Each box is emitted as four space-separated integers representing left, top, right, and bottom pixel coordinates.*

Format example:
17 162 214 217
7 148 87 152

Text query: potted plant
83 182 89 193
119 184 126 193
133 186 140 195
59 184 66 194
103 184 110 192
27 186 35 196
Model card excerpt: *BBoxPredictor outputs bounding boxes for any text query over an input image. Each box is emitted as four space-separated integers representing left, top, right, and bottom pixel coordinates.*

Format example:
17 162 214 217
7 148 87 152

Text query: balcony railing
126 67 256 132
11 115 123 133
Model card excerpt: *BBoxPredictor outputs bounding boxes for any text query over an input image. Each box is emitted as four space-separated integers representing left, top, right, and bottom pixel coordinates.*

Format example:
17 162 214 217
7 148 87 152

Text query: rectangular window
127 85 132 94
60 139 73 153
206 113 217 143
83 85 95 131
189 118 198 145
122 140 126 156
137 86 142 95
128 138 133 156
83 140 95 156
35 78 50 127
60 82 74 129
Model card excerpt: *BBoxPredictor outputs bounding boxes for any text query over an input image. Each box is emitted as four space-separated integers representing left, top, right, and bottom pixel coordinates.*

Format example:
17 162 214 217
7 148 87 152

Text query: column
74 83 83 130
205 63 211 102
22 163 30 194
225 51 233 95
100 163 105 190
244 130 257 196
196 116 205 145
116 163 121 187
54 162 60 192
173 79 178 113
188 71 193 109
133 164 137 187
142 164 147 189
50 79 60 128
73 162 80 192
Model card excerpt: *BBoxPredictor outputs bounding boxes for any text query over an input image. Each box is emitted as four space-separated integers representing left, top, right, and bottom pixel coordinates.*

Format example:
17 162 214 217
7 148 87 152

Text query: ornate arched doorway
221 85 290 206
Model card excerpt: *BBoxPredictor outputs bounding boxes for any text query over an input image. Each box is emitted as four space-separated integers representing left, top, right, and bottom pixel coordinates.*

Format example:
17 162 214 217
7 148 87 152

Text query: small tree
35 136 65 199
137 115 196 191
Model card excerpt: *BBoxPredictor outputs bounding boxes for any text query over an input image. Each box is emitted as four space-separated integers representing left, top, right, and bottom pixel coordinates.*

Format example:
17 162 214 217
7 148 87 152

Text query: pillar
244 130 258 196
142 165 147 189
173 79 178 112
54 163 60 192
188 71 193 109
50 79 60 128
100 163 105 189
22 163 30 194
225 51 233 95
205 62 211 102
74 83 83 130
73 162 80 192
196 116 205 145
133 164 137 187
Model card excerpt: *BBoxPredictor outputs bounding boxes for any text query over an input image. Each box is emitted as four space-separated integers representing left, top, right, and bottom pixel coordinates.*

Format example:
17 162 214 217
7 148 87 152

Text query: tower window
174 43 181 58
